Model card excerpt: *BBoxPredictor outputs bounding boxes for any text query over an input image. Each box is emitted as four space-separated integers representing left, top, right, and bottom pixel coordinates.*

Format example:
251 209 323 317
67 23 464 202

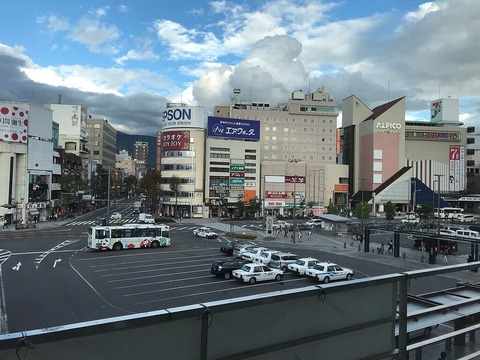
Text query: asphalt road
0 203 465 334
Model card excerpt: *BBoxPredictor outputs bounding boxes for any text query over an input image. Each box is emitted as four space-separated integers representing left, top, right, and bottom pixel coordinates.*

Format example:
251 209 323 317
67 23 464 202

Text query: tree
355 201 371 222
169 175 182 218
138 171 162 214
124 175 137 198
326 202 340 215
384 201 396 221
418 203 433 220
60 175 88 213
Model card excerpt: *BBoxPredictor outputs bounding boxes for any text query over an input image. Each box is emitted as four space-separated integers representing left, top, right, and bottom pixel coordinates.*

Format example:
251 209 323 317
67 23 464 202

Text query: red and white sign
265 200 285 207
230 172 245 178
265 191 286 199
285 176 305 183
0 104 28 143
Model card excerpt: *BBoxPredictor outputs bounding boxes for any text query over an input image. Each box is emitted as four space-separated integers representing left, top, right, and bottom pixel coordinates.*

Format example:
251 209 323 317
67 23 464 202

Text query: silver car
268 252 300 272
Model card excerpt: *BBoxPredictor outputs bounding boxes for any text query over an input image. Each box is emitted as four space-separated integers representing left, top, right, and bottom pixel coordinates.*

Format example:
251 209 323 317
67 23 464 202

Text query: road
0 201 465 334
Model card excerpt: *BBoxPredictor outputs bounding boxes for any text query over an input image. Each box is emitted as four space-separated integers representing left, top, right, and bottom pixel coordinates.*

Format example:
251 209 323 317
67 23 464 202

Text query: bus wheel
112 242 123 251
151 240 160 248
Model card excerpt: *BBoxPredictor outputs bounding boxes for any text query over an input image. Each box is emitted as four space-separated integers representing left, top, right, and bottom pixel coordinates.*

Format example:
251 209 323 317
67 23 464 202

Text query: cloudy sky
0 0 479 135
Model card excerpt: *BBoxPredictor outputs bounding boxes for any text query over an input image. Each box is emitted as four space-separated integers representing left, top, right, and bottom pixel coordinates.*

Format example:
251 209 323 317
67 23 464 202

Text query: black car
211 258 249 280
220 240 240 255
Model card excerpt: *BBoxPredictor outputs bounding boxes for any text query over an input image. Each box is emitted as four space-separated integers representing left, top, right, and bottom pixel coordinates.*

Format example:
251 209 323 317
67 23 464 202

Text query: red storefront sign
161 130 190 150
230 172 245 178
285 176 305 183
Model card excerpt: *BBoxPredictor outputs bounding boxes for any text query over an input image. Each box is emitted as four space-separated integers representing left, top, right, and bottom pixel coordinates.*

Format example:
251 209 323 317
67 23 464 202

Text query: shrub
225 232 257 240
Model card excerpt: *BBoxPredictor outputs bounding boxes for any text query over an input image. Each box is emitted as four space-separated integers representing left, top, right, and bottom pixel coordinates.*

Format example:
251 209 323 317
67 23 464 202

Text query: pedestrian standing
443 250 449 264
388 240 393 253
307 229 312 238
284 228 288 238
298 231 302 242
2 218 8 229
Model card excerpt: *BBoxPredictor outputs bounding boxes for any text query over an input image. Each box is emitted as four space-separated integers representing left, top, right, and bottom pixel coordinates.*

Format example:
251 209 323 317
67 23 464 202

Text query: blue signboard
207 117 260 141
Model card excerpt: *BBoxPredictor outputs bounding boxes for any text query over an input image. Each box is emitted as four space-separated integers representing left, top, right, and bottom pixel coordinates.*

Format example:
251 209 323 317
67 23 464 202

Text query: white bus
434 207 464 219
88 223 171 251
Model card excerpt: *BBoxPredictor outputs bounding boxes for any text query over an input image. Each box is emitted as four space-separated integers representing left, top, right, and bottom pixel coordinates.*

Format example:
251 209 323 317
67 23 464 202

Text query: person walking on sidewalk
2 218 8 229
443 250 449 264
388 240 393 253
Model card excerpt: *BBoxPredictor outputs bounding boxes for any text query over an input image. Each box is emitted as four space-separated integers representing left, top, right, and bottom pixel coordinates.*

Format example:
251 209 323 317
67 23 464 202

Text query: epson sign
162 109 192 121
161 106 205 129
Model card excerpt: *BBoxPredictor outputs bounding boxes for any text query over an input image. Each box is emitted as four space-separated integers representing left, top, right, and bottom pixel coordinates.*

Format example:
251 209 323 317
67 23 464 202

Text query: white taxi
287 257 320 276
193 227 218 239
232 263 283 285
241 247 270 261
305 262 354 283
251 250 279 264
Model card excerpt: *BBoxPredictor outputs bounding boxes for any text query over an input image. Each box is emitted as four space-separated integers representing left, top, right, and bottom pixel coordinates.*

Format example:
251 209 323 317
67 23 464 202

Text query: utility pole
434 174 444 236
293 175 297 244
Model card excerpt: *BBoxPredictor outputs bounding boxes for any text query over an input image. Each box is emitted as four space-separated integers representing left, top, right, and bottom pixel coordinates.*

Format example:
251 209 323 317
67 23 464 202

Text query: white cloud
68 17 121 53
115 49 159 65
404 2 441 22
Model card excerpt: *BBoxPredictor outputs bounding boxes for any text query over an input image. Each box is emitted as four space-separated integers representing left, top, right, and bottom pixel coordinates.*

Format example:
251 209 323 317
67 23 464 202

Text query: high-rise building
133 141 148 179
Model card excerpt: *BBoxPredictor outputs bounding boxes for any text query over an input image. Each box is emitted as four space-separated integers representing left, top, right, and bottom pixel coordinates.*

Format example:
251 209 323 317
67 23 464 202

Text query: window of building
373 162 382 171
284 118 289 123
272 154 277 159
245 149 256 153
304 119 308 123
304 128 307 133
373 174 382 184
311 119 315 124
271 145 277 150
265 126 270 131
284 145 288 150
272 136 277 141
284 127 289 132
373 149 383 159
245 155 256 160
292 119 296 123
272 126 277 131
210 147 230 152
310 155 314 160
311 128 315 133
264 145 270 150
265 136 270 141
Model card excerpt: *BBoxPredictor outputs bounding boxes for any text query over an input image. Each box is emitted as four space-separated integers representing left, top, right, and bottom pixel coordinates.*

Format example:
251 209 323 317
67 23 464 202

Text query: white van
457 214 475 223
455 229 480 240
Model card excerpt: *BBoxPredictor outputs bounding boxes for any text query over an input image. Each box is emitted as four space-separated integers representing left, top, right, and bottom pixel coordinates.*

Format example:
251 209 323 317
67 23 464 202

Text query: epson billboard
161 106 205 129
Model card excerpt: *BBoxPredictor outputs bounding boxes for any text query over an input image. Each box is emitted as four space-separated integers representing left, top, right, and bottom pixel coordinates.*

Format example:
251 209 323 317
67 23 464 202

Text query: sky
0 0 479 136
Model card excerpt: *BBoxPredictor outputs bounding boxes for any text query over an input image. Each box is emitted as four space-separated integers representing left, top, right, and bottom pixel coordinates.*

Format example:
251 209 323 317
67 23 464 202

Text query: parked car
242 247 270 261
233 244 257 258
288 257 320 276
193 227 218 239
268 252 300 272
305 262 354 283
232 263 283 284
211 258 249 280
220 240 240 255
251 250 279 264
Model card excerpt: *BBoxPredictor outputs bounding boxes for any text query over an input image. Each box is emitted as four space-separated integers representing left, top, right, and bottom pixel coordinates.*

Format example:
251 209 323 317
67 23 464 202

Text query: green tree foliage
124 175 137 197
60 175 88 207
384 201 396 221
326 202 340 215
355 201 371 221
93 169 110 199
418 203 433 220
169 175 182 217
138 171 162 213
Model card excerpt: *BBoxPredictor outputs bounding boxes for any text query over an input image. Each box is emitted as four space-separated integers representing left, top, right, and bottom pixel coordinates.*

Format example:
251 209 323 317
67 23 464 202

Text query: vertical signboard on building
229 161 245 200
0 103 28 143
449 145 465 192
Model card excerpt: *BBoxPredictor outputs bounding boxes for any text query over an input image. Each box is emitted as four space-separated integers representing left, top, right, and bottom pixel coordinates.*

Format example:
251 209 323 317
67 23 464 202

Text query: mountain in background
116 131 157 170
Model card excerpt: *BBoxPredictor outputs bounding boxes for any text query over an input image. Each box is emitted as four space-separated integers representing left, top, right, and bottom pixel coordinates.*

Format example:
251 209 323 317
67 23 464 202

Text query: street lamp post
293 175 297 244
190 137 195 218
359 177 366 240
434 174 444 235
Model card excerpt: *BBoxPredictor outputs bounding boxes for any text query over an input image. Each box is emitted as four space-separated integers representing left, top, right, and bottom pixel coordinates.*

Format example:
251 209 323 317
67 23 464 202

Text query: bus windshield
87 224 171 251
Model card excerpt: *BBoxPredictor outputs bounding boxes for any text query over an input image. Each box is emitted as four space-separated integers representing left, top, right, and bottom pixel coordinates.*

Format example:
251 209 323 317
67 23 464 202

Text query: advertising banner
229 178 245 185
230 172 245 178
0 103 28 143
285 176 306 183
161 106 205 129
161 130 191 150
449 145 460 192
265 200 285 208
207 117 260 140
230 165 245 171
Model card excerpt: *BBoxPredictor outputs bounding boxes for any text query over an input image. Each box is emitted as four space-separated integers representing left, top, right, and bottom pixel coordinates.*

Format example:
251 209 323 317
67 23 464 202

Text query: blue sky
0 0 479 135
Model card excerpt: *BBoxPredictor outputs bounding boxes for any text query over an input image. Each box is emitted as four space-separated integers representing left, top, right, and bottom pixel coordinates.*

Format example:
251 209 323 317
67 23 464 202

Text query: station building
341 95 467 213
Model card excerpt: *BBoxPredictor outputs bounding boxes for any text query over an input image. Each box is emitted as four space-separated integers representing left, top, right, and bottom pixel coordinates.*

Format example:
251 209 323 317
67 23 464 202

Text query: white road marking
12 262 21 271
